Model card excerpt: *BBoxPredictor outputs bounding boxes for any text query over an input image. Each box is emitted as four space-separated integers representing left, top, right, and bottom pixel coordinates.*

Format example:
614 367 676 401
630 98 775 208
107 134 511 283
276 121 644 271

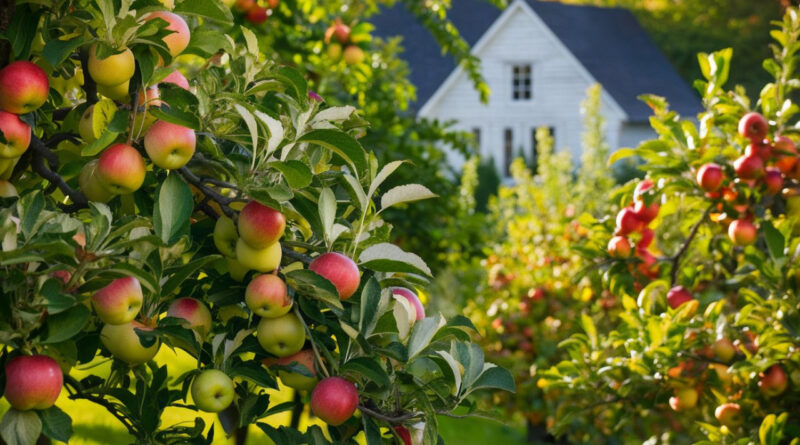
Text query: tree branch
79 49 98 105
670 205 712 286
178 167 237 218
358 404 422 424
29 136 89 211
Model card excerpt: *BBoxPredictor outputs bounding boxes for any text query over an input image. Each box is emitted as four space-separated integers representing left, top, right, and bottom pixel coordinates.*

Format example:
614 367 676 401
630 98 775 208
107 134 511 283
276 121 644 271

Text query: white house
372 0 701 177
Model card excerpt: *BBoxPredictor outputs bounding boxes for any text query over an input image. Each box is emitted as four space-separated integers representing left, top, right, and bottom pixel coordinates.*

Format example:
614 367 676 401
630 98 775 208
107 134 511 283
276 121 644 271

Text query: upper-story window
512 64 532 100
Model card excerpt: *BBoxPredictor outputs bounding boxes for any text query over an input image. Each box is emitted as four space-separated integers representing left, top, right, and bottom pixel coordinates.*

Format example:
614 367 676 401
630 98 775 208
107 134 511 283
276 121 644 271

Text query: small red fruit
738 112 768 142
633 179 654 201
764 167 783 195
394 426 412 445
745 140 772 162
758 364 788 397
728 219 757 246
666 285 693 309
637 228 654 250
715 403 743 427
633 199 659 224
310 377 359 426
774 136 798 174
734 154 765 180
696 163 723 192
615 207 643 235
246 6 268 24
608 236 632 258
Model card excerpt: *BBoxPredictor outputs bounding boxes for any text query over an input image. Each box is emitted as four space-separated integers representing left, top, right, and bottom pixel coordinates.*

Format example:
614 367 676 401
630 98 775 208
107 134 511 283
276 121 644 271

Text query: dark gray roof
370 0 702 122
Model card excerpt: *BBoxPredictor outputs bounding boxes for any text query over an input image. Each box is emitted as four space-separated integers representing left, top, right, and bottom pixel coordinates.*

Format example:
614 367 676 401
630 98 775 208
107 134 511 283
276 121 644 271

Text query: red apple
666 286 693 309
739 112 768 142
394 426 412 445
309 252 360 300
92 276 144 325
237 200 286 248
162 69 189 90
392 287 425 321
246 6 268 24
774 136 798 174
633 179 654 201
145 11 190 57
245 274 291 318
745 140 772 162
3 355 62 411
764 167 783 195
607 236 631 258
715 402 743 427
262 349 317 391
0 61 49 114
0 110 31 158
733 154 764 180
144 120 196 170
167 297 212 336
310 376 358 426
633 199 659 224
758 364 788 397
235 0 255 12
728 219 757 246
697 163 723 192
529 287 545 301
96 143 146 194
615 207 642 235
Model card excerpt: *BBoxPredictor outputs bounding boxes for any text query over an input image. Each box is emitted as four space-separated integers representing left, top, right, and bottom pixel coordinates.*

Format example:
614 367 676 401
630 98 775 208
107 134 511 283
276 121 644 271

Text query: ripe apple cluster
0 61 48 182
607 179 660 278
324 20 365 65
234 0 279 25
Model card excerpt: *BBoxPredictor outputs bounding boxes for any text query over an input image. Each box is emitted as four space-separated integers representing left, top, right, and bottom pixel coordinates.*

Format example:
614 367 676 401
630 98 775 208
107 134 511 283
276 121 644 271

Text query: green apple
97 80 130 102
0 179 17 197
213 216 238 257
257 312 305 358
236 239 282 272
191 369 234 413
101 321 160 365
87 44 135 87
263 349 317 391
226 257 249 282
78 159 115 203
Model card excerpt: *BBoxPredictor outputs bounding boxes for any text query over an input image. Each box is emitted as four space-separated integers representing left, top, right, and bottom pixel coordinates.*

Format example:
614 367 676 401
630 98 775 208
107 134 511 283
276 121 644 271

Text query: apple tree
0 1 514 444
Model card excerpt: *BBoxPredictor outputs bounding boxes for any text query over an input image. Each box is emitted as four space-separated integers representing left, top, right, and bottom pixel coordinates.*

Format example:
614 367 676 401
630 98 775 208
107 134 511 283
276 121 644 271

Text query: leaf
254 111 285 157
39 406 72 443
359 243 432 277
580 313 597 348
298 129 368 176
465 364 516 395
276 67 308 105
762 220 785 261
234 104 259 155
41 305 90 344
185 29 234 56
149 105 201 131
607 147 635 165
269 161 312 189
340 357 390 388
434 351 462 395
283 269 343 310
359 277 382 335
407 315 444 360
362 416 382 445
153 174 193 245
80 130 118 157
379 184 437 212
367 160 404 200
341 174 368 211
6 4 42 60
43 35 88 68
161 254 222 297
0 409 42 445
310 106 356 126
174 0 233 24
318 187 336 247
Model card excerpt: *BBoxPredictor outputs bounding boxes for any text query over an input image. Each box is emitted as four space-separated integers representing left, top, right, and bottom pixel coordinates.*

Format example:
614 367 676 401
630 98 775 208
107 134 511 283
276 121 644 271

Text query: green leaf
174 0 233 24
359 243 432 277
607 148 635 165
153 173 193 245
185 29 234 56
38 406 72 443
41 305 90 344
379 184 438 212
234 104 259 155
580 313 597 349
762 220 785 261
6 4 42 60
276 67 308 105
362 416 382 445
18 191 45 240
43 35 88 68
359 277 382 336
297 129 368 177
149 105 201 131
367 160 404 199
0 409 42 445
340 357 390 388
80 130 118 157
269 161 312 189
465 364 516 395
407 315 443 360
284 269 343 310
161 254 222 297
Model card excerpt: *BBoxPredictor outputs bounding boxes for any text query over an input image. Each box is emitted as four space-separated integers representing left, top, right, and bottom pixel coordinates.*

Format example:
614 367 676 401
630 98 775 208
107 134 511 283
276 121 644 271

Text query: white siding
419 0 627 176
619 123 657 150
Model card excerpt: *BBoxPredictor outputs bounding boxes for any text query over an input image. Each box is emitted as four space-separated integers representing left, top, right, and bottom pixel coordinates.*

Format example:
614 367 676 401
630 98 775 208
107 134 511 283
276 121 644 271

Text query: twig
282 246 312 265
670 206 712 286
29 136 89 211
178 167 237 218
293 304 330 378
79 49 98 105
358 404 422 423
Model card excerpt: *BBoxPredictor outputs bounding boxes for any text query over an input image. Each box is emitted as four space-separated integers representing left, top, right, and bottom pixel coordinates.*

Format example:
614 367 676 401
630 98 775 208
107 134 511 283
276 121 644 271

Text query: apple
191 369 234 412
774 136 798 174
738 112 768 142
88 45 135 86
101 321 160 365
167 297 212 337
607 236 631 258
697 163 723 192
0 179 18 197
759 364 788 397
162 69 189 90
764 167 783 195
333 24 351 44
728 219 757 246
92 276 144 325
310 376 358 426
96 143 146 194
0 111 31 158
309 252 361 300
712 339 736 363
145 12 190 57
3 355 62 411
78 159 115 203
633 179 654 201
246 274 291 318
709 363 732 384
636 249 658 277
668 387 698 411
394 426 412 445
256 312 305 357
237 200 286 248
615 207 642 236
745 140 772 162
79 105 97 143
327 43 343 61
144 121 196 170
158 0 175 9
263 349 317 391
733 153 764 179
235 0 255 12
213 216 238 257
235 239 282 272
392 287 425 321
0 61 49 114
714 403 742 427
666 285 693 309
268 0 279 8
633 199 659 224
637 228 654 250
246 6 268 24
97 80 130 102
343 45 365 65
226 257 249 282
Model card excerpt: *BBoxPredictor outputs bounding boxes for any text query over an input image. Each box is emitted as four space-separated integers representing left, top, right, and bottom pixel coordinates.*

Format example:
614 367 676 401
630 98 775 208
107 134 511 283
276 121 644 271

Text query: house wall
418 1 628 176
619 122 657 150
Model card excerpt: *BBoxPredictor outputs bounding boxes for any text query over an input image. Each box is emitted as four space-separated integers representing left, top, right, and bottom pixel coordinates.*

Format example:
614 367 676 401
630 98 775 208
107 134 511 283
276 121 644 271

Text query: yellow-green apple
0 111 31 158
263 349 317 391
162 69 189 90
79 105 97 143
246 6 268 24
714 402 742 427
764 167 783 195
191 369 234 412
167 297 212 337
308 252 360 300
96 143 146 194
144 120 196 169
327 43 343 61
0 179 17 197
101 321 160 364
774 136 798 174
145 12 190 57
0 157 17 179
343 45 365 65
668 387 698 411
310 376 358 426
666 285 693 309
712 338 736 363
3 355 62 411
734 153 764 179
607 236 631 258
246 274 291 318
226 257 249 282
92 276 143 325
615 207 642 236
78 159 115 203
392 287 425 321
237 200 285 248
213 216 238 257
218 303 249 323
97 80 130 102
236 239 281 272
88 45 135 86
697 163 723 192
758 364 788 397
738 112 768 142
728 219 757 246
0 61 49 114
158 0 174 9
256 312 305 357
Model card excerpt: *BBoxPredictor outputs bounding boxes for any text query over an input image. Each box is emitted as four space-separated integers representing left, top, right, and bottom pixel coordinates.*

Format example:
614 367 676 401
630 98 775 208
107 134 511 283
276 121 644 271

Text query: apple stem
669 205 713 286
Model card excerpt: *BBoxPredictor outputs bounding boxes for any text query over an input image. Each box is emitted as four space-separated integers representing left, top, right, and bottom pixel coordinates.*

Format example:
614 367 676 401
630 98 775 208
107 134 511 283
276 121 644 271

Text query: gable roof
370 0 702 122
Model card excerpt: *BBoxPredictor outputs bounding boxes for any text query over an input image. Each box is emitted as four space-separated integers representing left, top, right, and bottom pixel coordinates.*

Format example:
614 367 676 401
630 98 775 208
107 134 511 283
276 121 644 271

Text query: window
512 64 532 100
472 127 481 153
504 128 514 176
